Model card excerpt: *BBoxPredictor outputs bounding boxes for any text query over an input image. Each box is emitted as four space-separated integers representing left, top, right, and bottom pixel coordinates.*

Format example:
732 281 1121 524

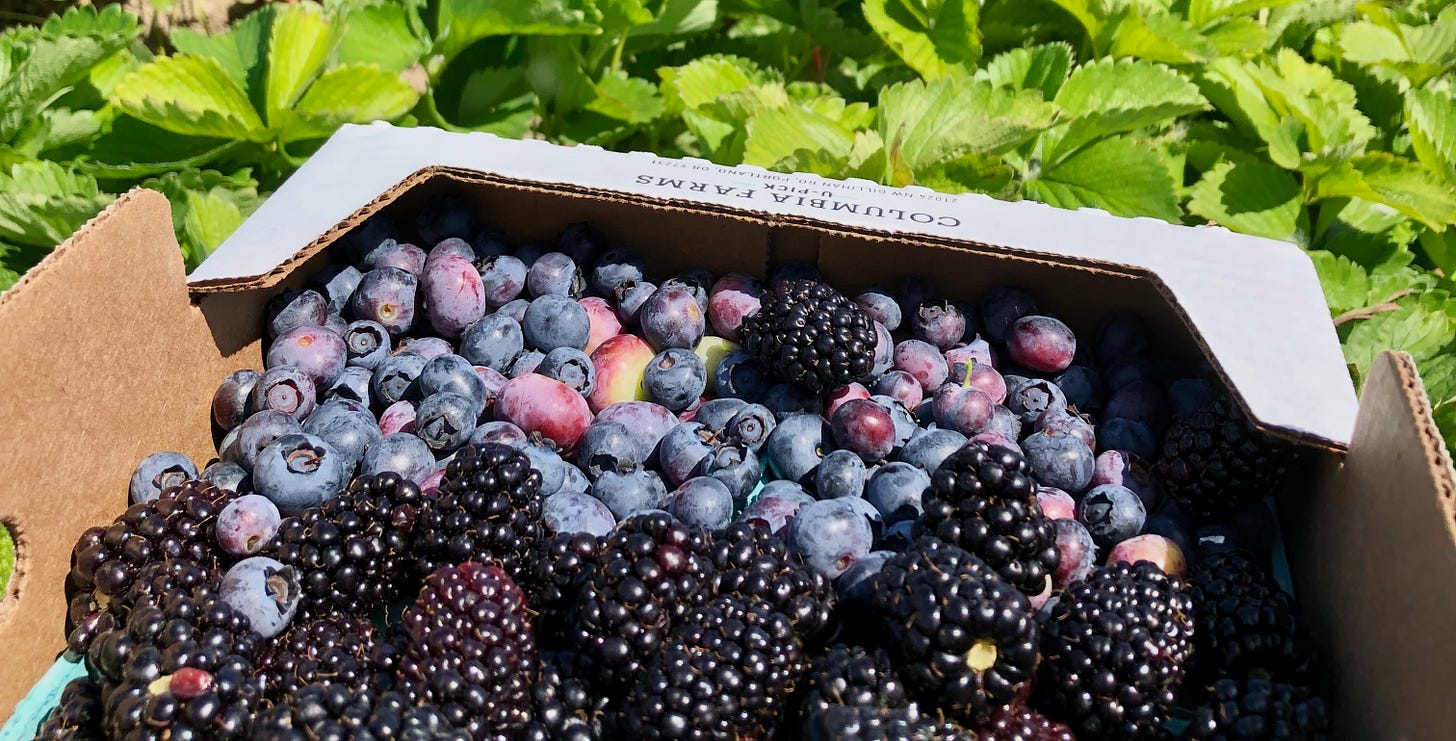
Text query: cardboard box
2 123 1453 737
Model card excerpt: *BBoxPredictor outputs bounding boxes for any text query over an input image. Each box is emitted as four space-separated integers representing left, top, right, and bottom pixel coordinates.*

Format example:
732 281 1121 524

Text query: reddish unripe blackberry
268 472 426 616
1155 396 1301 519
915 442 1060 597
66 481 236 654
620 595 806 740
979 705 1076 741
1035 561 1194 740
1185 677 1331 740
1187 551 1312 683
32 676 104 740
414 444 545 585
569 512 715 691
871 538 1039 723
707 521 835 642
256 611 378 701
396 561 537 740
740 279 876 393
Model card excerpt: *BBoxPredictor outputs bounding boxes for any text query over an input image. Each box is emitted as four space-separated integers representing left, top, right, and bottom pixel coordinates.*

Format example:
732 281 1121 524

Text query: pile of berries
39 195 1331 740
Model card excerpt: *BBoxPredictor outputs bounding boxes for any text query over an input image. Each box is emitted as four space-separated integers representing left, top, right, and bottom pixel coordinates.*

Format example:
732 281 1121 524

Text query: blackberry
522 531 601 643
914 442 1060 597
871 537 1039 723
522 651 612 741
739 279 876 392
32 676 104 740
1155 396 1301 519
65 480 236 653
269 471 426 616
1187 551 1311 683
570 512 715 691
252 683 470 740
979 705 1075 741
1185 677 1331 740
67 557 215 657
1035 561 1194 740
799 644 909 725
620 594 805 740
707 521 835 641
804 703 974 741
256 611 378 701
396 561 537 740
414 444 545 584
88 581 263 739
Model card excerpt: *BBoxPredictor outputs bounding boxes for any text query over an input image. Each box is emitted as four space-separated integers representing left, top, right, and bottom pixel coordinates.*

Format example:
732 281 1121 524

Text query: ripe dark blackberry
914 442 1060 597
1156 396 1301 518
396 561 537 740
620 594 805 740
65 480 236 653
523 531 601 643
32 676 104 740
521 651 612 741
707 521 835 641
799 644 909 727
804 703 974 741
871 537 1039 723
1185 677 1331 740
66 556 215 658
256 611 378 701
570 511 715 691
1188 551 1311 682
252 683 470 740
88 581 263 739
269 471 426 616
739 278 876 392
414 444 545 585
1035 561 1195 740
979 705 1075 741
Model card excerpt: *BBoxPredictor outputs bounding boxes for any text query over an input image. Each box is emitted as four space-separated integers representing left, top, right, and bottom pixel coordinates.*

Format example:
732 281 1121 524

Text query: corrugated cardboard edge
0 189 159 311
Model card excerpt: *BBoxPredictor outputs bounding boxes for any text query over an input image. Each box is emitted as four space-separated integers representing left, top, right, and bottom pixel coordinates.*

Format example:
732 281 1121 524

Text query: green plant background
1 0 1455 445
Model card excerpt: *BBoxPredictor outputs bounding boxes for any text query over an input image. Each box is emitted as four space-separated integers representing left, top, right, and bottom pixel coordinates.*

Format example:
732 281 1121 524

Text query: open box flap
191 123 1358 448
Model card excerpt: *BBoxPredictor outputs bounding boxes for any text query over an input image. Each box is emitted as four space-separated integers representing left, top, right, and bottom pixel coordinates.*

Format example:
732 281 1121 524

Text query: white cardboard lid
194 122 1358 448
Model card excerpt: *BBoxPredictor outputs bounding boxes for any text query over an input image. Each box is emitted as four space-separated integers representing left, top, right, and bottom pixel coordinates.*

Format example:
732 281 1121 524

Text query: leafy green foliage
4 0 1456 454
0 522 13 599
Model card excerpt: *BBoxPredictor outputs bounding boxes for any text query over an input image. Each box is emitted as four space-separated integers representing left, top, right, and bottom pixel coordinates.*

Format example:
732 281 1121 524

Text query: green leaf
1311 153 1456 232
1330 6 1456 86
1023 134 1182 221
862 0 981 78
1187 0 1298 26
585 71 664 124
287 64 420 142
110 55 266 141
1187 159 1308 244
878 75 1061 185
331 0 430 73
977 42 1074 100
434 0 598 62
169 3 277 103
1431 397 1456 453
1105 10 1216 65
0 5 140 143
435 66 535 136
1048 57 1207 163
1419 227 1456 277
632 0 719 38
1343 298 1456 382
80 115 238 179
1407 81 1456 184
9 108 104 158
140 169 262 266
1418 350 1456 405
0 160 113 249
918 152 1019 198
1313 197 1421 268
1267 0 1359 49
265 2 339 127
743 104 856 173
1203 17 1271 58
659 55 765 113
1308 249 1371 315
1041 0 1122 46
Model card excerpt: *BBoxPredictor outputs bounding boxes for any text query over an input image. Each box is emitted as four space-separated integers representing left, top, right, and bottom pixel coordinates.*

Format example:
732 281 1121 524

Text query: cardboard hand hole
0 518 21 614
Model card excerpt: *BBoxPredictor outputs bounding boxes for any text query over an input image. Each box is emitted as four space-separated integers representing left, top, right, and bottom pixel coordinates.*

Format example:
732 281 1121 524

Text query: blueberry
325 366 373 406
304 398 373 431
694 442 761 503
640 286 706 350
200 460 251 493
770 261 821 286
215 494 281 556
725 403 776 452
253 433 349 513
460 313 525 372
981 286 1038 344
469 420 528 448
416 193 476 244
559 463 590 495
344 320 391 370
308 408 380 471
1096 418 1156 461
371 352 427 405
536 347 596 396
836 550 895 608
129 452 198 504
1077 484 1147 549
228 410 303 472
220 556 300 639
869 395 919 451
268 326 348 387
1055 365 1104 414
855 288 901 331
477 255 528 307
522 443 568 497
714 349 769 401
579 422 644 480
661 274 710 314
592 247 646 295
349 267 417 336
657 421 716 487
1022 429 1095 493
266 289 328 339
428 236 477 264
1167 378 1216 419
898 428 967 473
1095 311 1151 364
815 449 866 499
1145 513 1198 567
526 252 585 298
473 229 511 259
788 498 875 579
695 398 749 434
310 264 364 315
523 294 591 351
340 215 399 263
644 348 707 411
614 279 657 327
557 222 606 266
1005 376 1069 425
417 353 488 412
738 486 814 534
765 413 828 485
507 350 546 378
591 467 669 520
360 432 435 484
416 392 479 454
911 300 966 350
1105 380 1169 435
763 383 823 421
213 369 262 431
984 404 1023 441
666 476 734 530
397 336 453 360
249 366 317 421
543 491 616 537
863 461 930 523
513 240 552 267
1036 410 1097 453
